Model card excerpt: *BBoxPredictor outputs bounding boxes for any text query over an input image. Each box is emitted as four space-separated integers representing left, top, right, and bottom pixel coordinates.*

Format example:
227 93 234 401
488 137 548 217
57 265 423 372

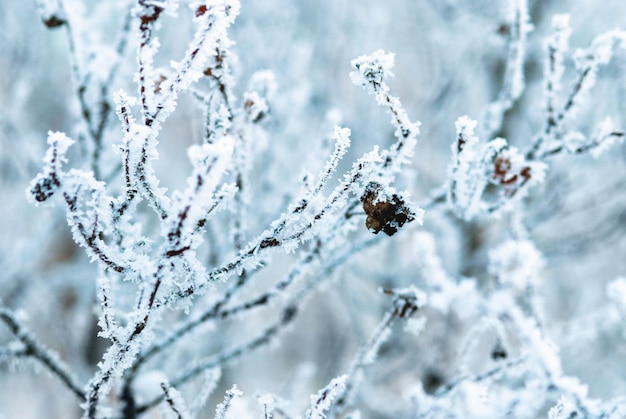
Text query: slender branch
0 307 86 401
135 304 298 414
161 382 190 419
331 287 425 415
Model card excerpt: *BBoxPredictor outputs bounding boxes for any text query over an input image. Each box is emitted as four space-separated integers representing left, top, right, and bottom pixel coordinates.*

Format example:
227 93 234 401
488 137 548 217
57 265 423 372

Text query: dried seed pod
361 182 415 236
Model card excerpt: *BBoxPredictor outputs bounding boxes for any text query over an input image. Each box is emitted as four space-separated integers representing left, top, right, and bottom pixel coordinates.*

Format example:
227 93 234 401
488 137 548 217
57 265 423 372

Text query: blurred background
1 0 626 417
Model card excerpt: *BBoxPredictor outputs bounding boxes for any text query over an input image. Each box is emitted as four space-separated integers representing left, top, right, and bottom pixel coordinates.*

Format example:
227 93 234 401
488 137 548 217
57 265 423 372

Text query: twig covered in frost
136 230 381 414
214 385 242 419
482 0 532 139
544 118 625 158
304 375 347 419
350 50 420 172
433 357 527 399
330 287 427 416
160 382 191 419
527 25 626 160
543 14 572 138
257 394 275 419
28 132 131 273
47 0 134 177
126 0 240 220
136 304 298 414
447 116 546 219
130 244 320 374
189 369 221 415
162 125 420 305
131 207 380 382
0 307 85 401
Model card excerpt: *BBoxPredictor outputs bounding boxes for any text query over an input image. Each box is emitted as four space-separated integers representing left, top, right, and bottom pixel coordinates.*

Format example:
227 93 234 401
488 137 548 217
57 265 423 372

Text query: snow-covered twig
161 381 191 419
0 307 85 401
214 385 242 419
483 0 532 139
330 287 427 416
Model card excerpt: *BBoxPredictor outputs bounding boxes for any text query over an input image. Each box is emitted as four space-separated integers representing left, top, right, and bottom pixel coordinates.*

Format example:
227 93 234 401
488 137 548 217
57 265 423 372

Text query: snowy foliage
1 0 626 418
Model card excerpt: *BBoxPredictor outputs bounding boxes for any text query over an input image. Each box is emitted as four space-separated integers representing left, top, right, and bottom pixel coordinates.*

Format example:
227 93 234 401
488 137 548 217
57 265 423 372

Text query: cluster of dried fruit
492 155 532 196
361 182 415 236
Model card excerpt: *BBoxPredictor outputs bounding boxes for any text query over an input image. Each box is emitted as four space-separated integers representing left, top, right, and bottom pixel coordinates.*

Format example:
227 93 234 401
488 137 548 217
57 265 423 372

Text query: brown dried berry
493 156 511 182
154 74 167 94
491 342 508 360
361 182 415 236
196 5 208 17
243 98 266 123
43 15 67 29
497 23 511 36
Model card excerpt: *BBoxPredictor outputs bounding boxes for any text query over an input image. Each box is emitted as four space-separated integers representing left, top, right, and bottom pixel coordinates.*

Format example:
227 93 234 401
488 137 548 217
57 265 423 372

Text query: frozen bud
30 174 61 203
350 50 395 89
27 132 74 204
243 91 269 123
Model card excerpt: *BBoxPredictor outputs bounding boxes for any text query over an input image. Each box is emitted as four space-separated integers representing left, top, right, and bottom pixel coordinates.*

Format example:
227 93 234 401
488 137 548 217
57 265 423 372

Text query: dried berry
491 343 508 360
139 4 163 26
43 14 67 29
154 74 167 94
361 182 415 236
492 154 533 197
196 5 208 17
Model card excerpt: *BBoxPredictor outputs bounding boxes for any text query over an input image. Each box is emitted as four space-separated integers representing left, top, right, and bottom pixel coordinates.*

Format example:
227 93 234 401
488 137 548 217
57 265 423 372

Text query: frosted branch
330 286 427 415
447 116 546 219
483 0 532 138
0 307 85 401
527 27 626 159
304 375 347 419
161 381 192 419
214 385 243 419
